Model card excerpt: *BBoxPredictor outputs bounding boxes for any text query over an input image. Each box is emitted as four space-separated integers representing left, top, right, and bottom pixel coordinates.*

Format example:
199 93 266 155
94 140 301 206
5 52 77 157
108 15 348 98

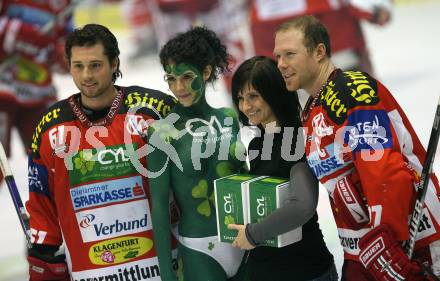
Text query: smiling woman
229 56 337 281
147 26 247 281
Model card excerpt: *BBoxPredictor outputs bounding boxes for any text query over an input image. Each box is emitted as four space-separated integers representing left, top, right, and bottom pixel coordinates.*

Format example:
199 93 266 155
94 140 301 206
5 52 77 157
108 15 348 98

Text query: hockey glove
28 256 70 281
358 224 428 281
28 245 70 281
333 175 369 229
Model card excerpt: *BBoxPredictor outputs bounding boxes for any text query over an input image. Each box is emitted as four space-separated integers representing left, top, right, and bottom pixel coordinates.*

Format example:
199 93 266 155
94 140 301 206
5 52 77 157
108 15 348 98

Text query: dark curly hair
159 26 230 83
65 23 122 82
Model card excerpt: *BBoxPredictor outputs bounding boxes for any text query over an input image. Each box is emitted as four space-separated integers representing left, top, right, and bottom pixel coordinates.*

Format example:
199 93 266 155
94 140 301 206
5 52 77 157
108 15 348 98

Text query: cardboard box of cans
214 174 302 247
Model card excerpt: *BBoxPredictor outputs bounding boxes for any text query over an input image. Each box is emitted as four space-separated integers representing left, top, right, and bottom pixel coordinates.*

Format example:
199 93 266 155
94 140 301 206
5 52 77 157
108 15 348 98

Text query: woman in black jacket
228 56 337 281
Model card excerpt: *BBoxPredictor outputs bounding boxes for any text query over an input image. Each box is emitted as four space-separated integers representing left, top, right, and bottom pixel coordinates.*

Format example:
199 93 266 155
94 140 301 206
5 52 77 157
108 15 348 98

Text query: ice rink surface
1 1 440 280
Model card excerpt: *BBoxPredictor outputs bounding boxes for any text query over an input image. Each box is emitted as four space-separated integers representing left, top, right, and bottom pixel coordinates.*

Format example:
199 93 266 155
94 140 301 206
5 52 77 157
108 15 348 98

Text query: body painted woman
147 26 245 281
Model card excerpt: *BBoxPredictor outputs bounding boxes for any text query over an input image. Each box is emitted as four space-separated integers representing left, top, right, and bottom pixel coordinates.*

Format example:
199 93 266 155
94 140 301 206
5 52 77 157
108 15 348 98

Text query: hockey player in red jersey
251 0 391 74
274 15 440 281
25 24 177 281
0 0 74 183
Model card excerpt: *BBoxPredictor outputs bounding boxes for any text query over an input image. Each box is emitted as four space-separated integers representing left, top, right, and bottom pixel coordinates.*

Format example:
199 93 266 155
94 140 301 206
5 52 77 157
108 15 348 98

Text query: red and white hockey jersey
26 86 178 280
0 0 73 104
302 69 440 261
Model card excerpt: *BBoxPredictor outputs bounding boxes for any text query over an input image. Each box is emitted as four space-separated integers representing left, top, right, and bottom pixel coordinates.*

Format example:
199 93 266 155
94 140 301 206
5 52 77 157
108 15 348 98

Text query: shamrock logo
192 179 213 217
147 113 184 176
208 242 215 251
159 123 180 143
74 150 95 175
224 215 235 225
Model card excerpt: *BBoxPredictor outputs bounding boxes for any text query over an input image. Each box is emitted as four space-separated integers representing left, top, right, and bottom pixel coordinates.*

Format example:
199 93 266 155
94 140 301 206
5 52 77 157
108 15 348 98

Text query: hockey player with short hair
274 15 440 281
25 23 177 281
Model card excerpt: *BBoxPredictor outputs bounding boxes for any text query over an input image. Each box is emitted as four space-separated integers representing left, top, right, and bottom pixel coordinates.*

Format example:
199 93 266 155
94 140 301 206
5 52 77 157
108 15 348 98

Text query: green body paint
148 63 246 281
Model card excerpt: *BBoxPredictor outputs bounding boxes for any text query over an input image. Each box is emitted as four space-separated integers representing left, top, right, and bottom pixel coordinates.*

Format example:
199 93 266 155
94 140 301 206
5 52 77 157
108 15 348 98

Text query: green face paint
165 63 206 106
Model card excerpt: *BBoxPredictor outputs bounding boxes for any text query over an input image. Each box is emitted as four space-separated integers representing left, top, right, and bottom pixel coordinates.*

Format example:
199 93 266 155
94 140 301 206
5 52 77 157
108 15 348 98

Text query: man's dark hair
159 26 229 83
65 23 122 82
231 56 302 129
277 15 332 57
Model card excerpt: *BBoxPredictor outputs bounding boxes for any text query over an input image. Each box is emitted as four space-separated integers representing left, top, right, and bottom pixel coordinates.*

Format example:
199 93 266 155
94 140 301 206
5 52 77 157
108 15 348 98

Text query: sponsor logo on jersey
345 110 393 153
343 71 379 105
125 91 173 117
126 115 149 136
307 143 349 179
28 156 49 195
320 81 348 123
312 113 333 137
320 71 379 124
337 228 369 256
71 176 145 210
311 113 334 158
92 214 148 236
339 235 360 252
76 200 152 242
31 108 61 153
69 144 138 186
79 214 96 228
88 236 153 265
71 258 179 281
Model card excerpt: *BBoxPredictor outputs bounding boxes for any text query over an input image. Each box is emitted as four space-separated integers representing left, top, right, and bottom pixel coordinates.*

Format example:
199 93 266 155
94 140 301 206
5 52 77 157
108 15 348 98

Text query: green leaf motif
224 215 235 225
197 200 211 217
192 180 208 199
208 242 215 251
124 251 139 259
74 150 95 175
160 124 179 142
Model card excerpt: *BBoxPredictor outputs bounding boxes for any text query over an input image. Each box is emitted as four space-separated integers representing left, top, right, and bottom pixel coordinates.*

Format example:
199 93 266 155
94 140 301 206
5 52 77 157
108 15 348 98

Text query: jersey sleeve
26 115 63 247
342 77 414 241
